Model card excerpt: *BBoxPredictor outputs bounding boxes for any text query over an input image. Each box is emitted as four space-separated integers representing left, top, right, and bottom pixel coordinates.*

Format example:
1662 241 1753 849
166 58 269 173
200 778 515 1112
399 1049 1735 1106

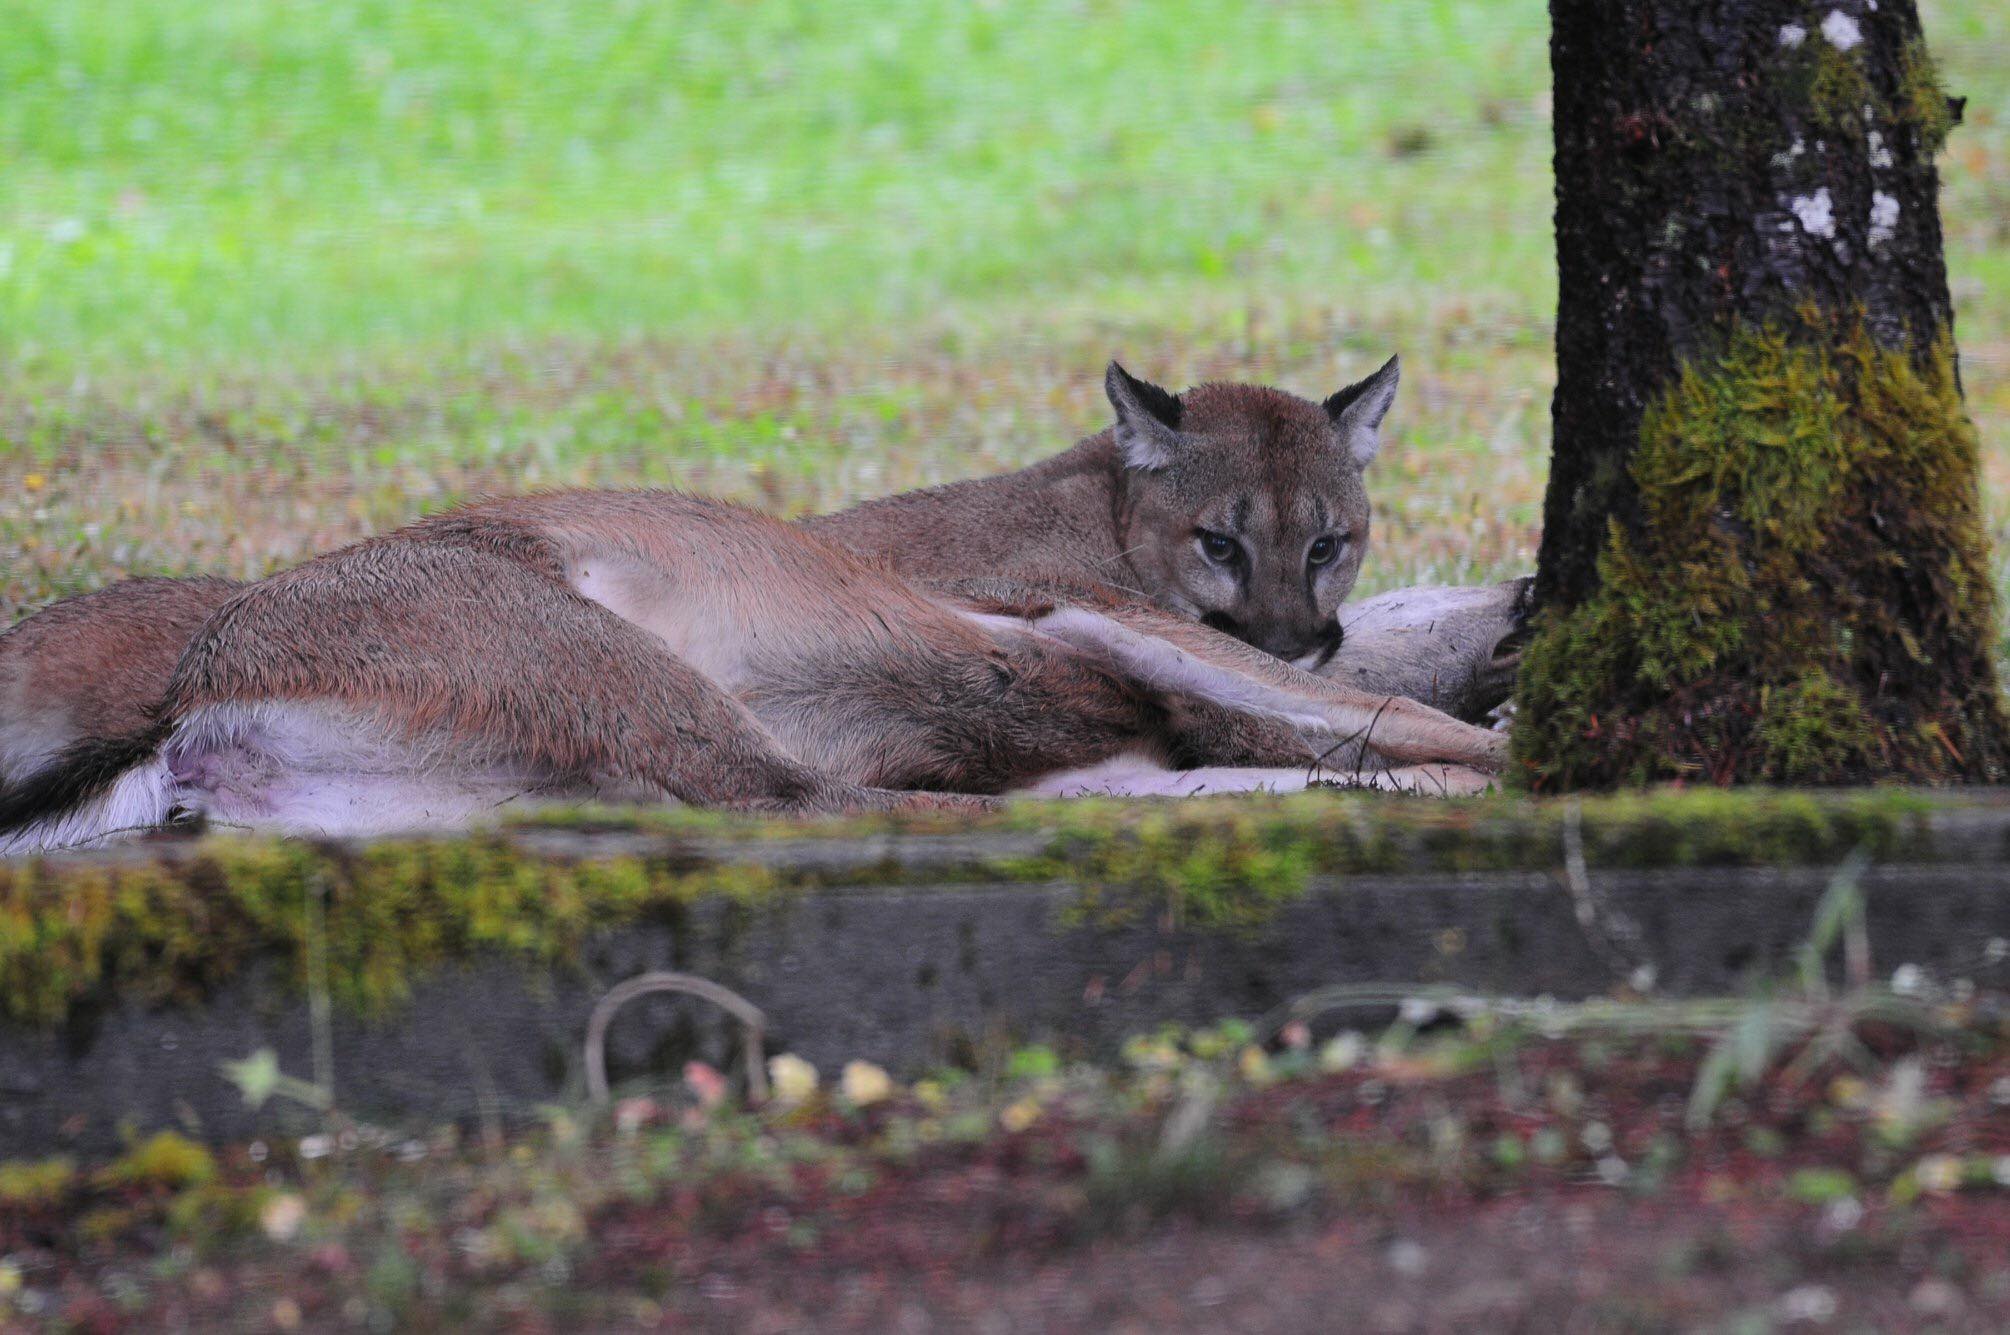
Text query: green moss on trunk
1897 36 1956 156
1515 319 2010 788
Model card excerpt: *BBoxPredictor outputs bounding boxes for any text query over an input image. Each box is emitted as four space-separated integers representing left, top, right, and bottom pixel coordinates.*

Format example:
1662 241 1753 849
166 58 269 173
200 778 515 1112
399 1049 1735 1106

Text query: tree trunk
1517 0 2010 788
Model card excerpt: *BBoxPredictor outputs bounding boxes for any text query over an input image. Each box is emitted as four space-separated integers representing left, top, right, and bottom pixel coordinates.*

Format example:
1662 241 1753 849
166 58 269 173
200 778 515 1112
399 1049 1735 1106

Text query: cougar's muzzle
1202 610 1344 669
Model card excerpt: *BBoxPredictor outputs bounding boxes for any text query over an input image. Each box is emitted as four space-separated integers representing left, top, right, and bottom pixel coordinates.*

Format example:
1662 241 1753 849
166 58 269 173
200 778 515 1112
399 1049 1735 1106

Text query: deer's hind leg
161 540 965 832
1017 757 1493 799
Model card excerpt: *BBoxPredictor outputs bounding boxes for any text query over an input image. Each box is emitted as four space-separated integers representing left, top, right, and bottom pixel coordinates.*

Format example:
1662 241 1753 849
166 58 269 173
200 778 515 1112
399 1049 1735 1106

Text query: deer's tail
0 720 176 856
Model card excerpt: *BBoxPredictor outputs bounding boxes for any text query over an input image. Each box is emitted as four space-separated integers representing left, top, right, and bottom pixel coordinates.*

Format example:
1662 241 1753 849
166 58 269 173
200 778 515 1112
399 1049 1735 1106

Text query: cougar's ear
1322 354 1401 467
1104 360 1185 472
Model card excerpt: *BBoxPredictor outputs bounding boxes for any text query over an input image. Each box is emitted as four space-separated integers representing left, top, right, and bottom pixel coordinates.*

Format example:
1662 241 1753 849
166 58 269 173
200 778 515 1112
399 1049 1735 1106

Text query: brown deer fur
1 492 1503 852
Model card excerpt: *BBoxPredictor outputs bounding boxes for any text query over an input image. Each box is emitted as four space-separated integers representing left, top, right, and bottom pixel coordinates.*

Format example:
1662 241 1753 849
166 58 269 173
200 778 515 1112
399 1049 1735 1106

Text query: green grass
1 0 1554 365
0 0 2005 626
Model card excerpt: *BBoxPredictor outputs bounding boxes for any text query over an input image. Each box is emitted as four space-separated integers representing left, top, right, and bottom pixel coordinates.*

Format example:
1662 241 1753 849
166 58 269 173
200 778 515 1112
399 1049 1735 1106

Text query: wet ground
7 1005 2009 1331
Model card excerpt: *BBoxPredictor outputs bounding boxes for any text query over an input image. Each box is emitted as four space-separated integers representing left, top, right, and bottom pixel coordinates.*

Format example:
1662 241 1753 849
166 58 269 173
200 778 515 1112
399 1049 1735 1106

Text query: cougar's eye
1197 530 1239 565
1308 535 1342 567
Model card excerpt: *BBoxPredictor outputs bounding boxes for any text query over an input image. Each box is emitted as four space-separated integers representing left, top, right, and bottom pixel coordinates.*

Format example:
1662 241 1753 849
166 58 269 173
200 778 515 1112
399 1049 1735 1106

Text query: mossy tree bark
1518 0 2010 788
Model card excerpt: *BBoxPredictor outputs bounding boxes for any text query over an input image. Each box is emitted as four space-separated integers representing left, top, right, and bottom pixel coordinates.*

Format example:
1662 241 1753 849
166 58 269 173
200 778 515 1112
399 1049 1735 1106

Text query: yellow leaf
768 1054 819 1106
999 1098 1041 1133
841 1060 894 1107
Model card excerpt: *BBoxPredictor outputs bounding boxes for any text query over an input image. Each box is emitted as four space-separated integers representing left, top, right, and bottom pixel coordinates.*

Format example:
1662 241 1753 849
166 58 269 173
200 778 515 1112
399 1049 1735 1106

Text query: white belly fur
161 700 559 839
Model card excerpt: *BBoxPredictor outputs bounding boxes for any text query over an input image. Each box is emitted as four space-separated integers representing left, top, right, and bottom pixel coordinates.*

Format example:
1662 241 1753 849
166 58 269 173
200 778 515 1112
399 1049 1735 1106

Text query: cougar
808 357 1404 665
0 492 1505 853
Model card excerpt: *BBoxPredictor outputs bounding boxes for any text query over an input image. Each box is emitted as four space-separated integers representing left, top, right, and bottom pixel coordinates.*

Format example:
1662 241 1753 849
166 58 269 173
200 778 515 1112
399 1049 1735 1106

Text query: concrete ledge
4 788 2009 1152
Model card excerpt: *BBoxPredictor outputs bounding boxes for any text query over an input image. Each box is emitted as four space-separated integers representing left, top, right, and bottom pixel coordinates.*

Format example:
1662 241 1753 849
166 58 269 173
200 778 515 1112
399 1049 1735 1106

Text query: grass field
2 0 2007 628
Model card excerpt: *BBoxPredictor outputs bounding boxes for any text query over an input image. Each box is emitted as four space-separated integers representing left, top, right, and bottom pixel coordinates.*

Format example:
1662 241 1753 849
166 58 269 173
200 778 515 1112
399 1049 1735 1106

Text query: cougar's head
1106 356 1400 667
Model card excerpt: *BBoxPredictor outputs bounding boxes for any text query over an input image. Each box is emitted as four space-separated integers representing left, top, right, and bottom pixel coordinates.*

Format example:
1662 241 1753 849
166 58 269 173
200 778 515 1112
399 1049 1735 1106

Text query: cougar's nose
1201 611 1342 667
1282 620 1345 670
1244 620 1343 667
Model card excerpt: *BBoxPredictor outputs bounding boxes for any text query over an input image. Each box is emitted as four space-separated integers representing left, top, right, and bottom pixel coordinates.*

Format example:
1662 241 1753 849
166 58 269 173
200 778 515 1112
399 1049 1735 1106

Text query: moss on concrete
1514 319 2010 789
1025 804 1325 930
0 785 1985 1031
0 835 785 1026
